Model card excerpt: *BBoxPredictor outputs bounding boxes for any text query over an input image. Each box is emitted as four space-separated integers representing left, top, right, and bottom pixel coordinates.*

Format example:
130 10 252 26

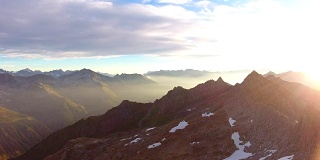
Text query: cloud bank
0 0 319 66
0 0 198 58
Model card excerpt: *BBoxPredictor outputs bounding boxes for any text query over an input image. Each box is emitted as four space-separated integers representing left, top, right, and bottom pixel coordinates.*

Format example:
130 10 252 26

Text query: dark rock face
14 71 320 160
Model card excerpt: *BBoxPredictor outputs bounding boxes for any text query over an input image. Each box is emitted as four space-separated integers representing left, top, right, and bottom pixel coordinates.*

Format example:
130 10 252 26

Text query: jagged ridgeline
14 71 320 160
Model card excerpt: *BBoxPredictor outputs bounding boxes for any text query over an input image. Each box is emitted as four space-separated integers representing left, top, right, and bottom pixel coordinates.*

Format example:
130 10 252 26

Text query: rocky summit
15 71 320 160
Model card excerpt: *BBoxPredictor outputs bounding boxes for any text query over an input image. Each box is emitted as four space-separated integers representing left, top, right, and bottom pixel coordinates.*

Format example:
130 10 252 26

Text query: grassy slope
0 107 51 159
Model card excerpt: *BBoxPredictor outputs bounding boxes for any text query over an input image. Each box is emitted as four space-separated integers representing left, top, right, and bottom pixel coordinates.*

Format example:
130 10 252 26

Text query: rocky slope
13 101 153 160
0 107 51 159
12 71 320 160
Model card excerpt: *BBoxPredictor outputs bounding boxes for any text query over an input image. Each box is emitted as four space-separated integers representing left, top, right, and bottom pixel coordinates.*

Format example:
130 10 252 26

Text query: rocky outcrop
45 110 234 160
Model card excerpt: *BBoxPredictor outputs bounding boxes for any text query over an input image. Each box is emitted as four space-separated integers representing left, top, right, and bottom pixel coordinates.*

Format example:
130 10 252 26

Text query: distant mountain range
2 68 319 88
0 69 163 158
264 71 320 90
14 71 320 160
0 68 72 77
145 69 214 77
1 68 320 159
3 68 214 78
0 68 116 78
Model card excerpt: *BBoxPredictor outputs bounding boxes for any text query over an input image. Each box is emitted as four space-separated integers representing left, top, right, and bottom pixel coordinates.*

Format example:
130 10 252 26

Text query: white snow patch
120 137 132 141
223 132 253 160
250 119 253 123
259 150 276 160
202 112 214 117
146 127 156 132
147 142 161 149
146 133 150 136
169 120 189 133
278 155 294 160
134 134 139 137
190 142 200 145
229 117 236 127
130 138 142 144
186 108 195 112
162 138 166 142
295 120 299 124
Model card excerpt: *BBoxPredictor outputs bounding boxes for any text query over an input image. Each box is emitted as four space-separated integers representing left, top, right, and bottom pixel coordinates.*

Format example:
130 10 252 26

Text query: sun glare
306 71 320 85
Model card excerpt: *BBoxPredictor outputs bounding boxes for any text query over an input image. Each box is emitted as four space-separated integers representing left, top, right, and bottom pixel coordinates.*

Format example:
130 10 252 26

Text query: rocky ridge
15 71 320 160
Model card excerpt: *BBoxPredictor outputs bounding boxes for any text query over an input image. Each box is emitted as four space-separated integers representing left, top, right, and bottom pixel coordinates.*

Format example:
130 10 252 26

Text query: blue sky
0 0 319 74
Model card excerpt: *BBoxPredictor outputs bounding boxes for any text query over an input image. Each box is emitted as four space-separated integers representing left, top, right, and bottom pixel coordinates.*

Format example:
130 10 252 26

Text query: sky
0 0 319 74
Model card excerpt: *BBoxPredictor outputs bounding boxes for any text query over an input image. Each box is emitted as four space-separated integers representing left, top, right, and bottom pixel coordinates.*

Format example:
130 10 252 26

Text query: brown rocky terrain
14 71 320 160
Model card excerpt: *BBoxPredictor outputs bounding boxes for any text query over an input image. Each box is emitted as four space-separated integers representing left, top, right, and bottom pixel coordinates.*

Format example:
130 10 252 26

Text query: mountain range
1 68 320 159
6 68 317 89
0 69 73 78
145 69 213 77
0 69 164 159
13 71 320 160
264 71 320 90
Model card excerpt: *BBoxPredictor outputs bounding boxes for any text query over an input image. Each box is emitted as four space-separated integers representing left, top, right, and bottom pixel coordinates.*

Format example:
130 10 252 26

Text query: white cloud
142 0 151 3
157 0 192 5
0 0 195 58
88 1 113 9
183 0 320 71
0 0 319 72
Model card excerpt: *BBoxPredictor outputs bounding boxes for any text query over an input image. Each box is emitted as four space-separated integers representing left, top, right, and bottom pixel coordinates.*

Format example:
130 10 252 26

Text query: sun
306 70 320 85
